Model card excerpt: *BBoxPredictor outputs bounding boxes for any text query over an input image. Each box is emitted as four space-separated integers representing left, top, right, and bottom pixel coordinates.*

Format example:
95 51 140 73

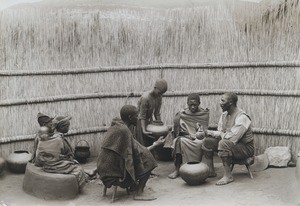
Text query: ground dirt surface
1 157 300 206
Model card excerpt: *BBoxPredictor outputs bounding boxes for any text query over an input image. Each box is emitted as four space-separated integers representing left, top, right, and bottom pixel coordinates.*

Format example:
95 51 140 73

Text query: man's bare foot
133 193 157 201
85 169 97 178
168 170 179 179
216 176 234 186
207 171 217 178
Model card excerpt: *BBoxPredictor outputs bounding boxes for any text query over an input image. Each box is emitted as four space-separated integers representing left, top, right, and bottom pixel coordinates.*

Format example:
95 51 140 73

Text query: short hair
154 79 168 94
187 93 200 103
120 105 138 122
224 92 238 105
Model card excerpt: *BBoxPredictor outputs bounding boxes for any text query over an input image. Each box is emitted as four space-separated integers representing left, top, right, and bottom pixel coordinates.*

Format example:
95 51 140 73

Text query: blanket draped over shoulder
34 133 86 188
165 108 209 148
97 119 157 187
177 108 210 138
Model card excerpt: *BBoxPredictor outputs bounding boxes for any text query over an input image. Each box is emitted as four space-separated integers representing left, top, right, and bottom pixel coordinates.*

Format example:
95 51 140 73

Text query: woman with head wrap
51 116 74 159
136 79 168 147
33 115 87 190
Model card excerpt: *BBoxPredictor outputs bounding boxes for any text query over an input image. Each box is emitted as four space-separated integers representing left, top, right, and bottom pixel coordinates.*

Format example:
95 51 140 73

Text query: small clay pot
146 122 169 138
179 161 210 185
0 157 5 174
6 150 32 174
74 140 90 163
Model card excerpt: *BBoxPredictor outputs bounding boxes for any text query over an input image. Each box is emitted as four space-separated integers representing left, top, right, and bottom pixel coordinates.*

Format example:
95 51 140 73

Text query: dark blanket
97 119 157 184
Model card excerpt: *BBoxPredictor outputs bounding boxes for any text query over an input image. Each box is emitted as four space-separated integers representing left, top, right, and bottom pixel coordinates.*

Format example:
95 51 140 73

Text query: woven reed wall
0 64 299 160
1 0 300 160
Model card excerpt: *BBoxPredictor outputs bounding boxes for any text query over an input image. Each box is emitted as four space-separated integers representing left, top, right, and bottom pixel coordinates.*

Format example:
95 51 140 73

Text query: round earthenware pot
146 121 169 138
0 157 5 174
74 140 90 163
179 161 210 185
6 150 32 174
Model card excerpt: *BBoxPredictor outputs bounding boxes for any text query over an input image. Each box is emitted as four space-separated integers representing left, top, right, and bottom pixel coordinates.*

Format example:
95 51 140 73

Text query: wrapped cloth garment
97 119 157 188
34 133 86 189
165 108 209 163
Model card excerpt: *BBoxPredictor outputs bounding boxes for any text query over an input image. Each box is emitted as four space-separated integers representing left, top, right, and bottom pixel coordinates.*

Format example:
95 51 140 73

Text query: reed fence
0 0 299 160
1 63 299 158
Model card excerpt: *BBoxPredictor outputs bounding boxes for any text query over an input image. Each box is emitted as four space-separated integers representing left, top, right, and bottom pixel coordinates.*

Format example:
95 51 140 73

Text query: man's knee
202 137 219 152
218 150 232 158
217 139 234 158
218 139 234 151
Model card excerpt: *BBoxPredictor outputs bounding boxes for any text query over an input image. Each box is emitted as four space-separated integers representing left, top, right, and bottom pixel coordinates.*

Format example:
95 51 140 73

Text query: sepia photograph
0 0 300 205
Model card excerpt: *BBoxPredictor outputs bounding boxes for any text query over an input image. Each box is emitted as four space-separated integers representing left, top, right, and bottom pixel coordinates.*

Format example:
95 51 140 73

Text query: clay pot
6 150 32 173
146 121 169 138
179 161 210 185
74 140 90 163
0 157 5 174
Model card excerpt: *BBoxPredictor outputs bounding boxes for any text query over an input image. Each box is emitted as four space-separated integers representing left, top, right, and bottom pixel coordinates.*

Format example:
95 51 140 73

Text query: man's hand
153 136 165 147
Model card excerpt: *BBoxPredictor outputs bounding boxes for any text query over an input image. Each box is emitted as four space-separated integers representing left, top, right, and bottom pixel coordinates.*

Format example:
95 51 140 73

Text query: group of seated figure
30 78 254 201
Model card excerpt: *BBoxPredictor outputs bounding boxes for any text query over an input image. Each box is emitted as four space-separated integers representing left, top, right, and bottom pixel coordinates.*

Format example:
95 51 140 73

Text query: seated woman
97 105 164 201
167 93 209 179
33 115 87 190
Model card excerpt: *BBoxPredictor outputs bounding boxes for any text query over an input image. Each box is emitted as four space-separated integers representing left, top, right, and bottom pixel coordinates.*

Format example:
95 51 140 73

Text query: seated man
168 93 209 179
97 105 164 201
202 92 254 185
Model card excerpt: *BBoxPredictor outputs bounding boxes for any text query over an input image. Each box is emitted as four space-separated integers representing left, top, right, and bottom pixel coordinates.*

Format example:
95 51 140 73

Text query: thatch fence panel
0 63 299 160
1 94 299 138
0 64 299 100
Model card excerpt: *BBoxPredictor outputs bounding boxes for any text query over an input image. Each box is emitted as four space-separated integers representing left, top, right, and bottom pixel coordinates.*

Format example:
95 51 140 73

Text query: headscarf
154 79 168 94
187 93 200 103
53 116 72 133
37 112 53 127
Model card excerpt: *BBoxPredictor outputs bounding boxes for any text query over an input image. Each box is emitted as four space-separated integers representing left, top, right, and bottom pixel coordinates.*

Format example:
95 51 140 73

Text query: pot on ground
6 150 32 173
74 140 90 163
179 161 209 185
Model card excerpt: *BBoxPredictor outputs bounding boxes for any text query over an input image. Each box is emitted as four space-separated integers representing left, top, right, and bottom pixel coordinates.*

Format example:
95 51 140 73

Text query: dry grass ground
0 157 299 206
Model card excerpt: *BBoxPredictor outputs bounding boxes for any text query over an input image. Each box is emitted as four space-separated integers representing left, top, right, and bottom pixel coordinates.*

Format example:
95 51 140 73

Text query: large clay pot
74 140 90 163
6 150 32 174
146 121 169 138
0 157 5 174
179 161 210 185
